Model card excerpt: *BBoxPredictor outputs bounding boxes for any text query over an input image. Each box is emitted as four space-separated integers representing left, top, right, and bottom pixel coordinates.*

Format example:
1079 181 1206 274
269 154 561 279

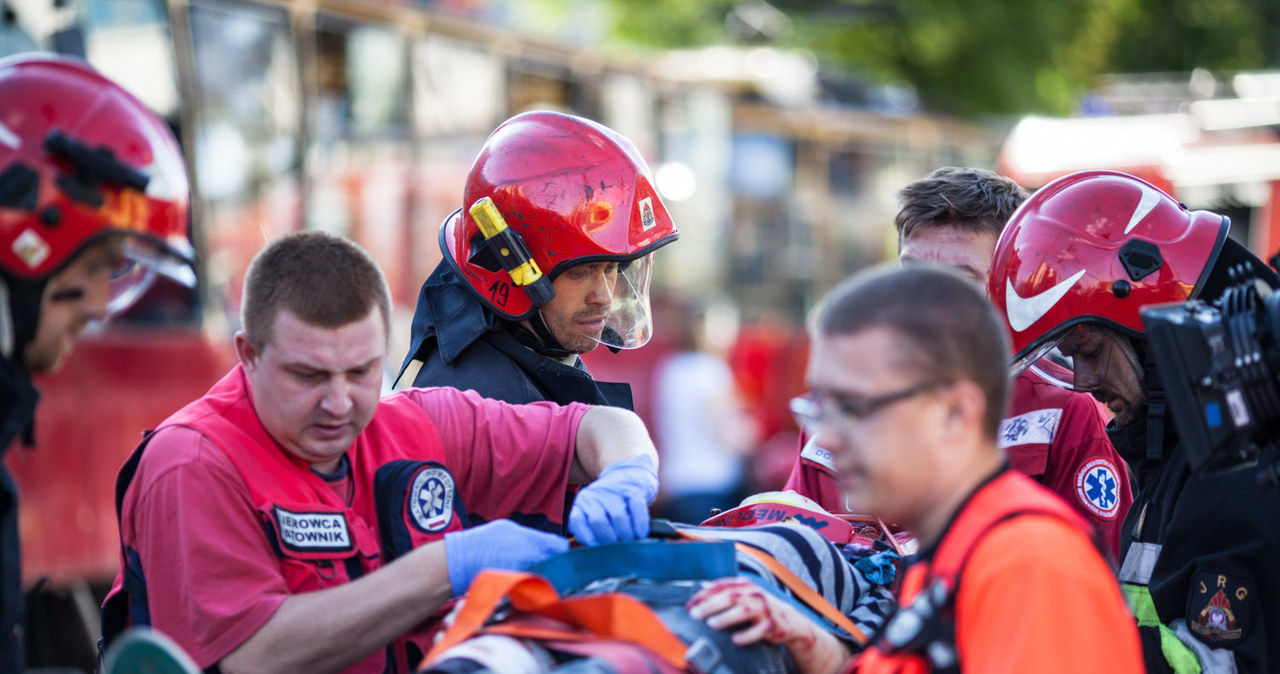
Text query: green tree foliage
794 0 1127 116
602 0 1278 117
1106 0 1278 73
606 0 738 47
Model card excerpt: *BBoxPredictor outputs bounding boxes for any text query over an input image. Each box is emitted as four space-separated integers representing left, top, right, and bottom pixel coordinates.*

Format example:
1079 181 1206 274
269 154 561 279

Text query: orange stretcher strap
675 529 870 646
421 570 688 670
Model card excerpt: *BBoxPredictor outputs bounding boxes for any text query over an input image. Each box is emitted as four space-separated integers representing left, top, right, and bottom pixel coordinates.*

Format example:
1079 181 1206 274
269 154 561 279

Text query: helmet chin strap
0 273 47 448
529 313 574 360
503 314 573 360
0 277 12 361
0 272 45 370
1133 338 1167 462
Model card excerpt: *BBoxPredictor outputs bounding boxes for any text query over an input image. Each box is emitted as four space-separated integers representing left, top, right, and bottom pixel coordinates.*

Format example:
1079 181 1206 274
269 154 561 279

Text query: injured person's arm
688 577 851 674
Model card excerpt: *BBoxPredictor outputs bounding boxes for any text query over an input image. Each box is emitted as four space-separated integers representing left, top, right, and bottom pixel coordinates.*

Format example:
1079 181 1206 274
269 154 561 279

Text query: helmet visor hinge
1120 239 1163 282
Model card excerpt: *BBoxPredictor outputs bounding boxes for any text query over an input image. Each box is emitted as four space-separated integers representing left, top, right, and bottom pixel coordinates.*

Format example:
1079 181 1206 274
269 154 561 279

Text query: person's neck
908 446 1005 549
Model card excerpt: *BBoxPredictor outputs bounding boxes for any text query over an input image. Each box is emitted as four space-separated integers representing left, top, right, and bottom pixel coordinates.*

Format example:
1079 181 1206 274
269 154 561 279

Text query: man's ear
234 331 259 371
943 380 986 439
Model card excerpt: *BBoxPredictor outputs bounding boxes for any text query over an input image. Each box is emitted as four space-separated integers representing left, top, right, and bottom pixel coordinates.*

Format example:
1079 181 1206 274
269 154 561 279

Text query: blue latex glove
443 519 568 595
853 550 900 586
568 454 659 546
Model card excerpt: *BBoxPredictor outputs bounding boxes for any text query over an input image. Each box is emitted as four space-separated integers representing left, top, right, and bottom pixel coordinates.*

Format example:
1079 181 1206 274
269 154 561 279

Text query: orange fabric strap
420 570 688 670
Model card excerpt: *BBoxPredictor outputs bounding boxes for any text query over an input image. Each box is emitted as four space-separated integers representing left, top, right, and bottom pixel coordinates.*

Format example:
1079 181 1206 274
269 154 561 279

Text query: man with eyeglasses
783 167 1132 560
689 264 1142 673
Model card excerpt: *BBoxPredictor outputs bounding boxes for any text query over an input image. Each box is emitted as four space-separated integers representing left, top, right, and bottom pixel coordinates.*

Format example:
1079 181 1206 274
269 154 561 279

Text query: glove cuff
600 454 659 500
442 529 468 596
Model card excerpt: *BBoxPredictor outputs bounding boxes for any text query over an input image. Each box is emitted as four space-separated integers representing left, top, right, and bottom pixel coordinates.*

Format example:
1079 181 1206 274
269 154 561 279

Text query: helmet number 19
488 280 509 308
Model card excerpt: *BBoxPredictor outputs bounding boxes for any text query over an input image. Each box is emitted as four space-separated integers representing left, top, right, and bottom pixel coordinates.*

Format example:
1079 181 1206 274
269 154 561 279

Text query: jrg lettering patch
1187 570 1253 644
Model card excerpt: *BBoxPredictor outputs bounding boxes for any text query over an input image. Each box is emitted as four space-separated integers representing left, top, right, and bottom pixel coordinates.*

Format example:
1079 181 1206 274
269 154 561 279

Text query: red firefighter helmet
441 110 678 349
0 53 195 313
987 170 1228 376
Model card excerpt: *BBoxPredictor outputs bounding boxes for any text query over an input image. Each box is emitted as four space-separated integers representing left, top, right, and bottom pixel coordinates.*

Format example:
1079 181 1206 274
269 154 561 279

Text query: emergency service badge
408 465 456 533
639 197 656 231
1074 457 1121 520
12 228 50 270
1188 570 1252 644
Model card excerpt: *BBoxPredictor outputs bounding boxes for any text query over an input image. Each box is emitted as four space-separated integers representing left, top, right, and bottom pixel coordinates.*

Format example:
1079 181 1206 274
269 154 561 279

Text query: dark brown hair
815 264 1011 438
895 167 1028 243
241 231 391 348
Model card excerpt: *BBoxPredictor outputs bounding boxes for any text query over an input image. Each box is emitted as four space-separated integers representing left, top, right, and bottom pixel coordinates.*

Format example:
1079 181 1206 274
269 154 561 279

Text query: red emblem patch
1188 570 1252 644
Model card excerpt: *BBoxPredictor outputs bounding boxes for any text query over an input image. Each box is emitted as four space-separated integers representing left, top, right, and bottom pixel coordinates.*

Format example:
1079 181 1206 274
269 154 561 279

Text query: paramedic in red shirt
102 231 660 673
785 167 1131 559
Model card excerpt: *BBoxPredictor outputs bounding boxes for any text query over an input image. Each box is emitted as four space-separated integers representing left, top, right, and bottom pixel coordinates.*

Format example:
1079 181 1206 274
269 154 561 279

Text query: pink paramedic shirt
119 386 588 670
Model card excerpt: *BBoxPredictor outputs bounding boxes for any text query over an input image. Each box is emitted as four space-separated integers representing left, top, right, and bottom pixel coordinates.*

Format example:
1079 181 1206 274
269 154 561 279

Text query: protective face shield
594 253 657 349
987 170 1227 388
0 54 196 319
441 111 678 350
104 235 197 314
1019 324 1143 393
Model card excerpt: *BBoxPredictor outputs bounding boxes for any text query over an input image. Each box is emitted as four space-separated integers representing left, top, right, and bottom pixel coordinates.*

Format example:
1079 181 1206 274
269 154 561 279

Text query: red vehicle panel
6 329 233 585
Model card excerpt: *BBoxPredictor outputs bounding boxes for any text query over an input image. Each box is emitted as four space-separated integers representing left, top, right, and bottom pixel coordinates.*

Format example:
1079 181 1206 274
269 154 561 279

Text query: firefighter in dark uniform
988 170 1280 673
397 111 678 410
0 53 196 671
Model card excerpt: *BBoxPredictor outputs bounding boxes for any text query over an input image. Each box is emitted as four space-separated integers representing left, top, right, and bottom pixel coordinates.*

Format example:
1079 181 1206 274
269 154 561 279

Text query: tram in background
1 0 996 666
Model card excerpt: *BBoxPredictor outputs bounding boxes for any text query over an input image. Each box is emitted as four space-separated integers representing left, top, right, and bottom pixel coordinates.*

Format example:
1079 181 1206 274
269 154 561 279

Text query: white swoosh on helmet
1124 186 1161 234
1005 269 1087 333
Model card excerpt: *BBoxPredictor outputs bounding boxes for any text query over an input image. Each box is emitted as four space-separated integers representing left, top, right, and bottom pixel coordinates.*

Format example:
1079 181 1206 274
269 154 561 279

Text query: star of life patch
1188 570 1252 644
799 436 836 473
409 465 456 533
274 507 352 553
997 407 1061 449
1074 457 1121 519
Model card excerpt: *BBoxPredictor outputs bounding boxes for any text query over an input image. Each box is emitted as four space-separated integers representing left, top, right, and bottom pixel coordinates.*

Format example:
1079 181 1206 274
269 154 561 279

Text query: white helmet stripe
1124 186 1162 235
0 120 19 149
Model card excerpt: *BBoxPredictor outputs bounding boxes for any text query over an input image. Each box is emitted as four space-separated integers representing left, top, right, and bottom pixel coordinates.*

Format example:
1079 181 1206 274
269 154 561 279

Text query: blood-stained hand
686 577 851 674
